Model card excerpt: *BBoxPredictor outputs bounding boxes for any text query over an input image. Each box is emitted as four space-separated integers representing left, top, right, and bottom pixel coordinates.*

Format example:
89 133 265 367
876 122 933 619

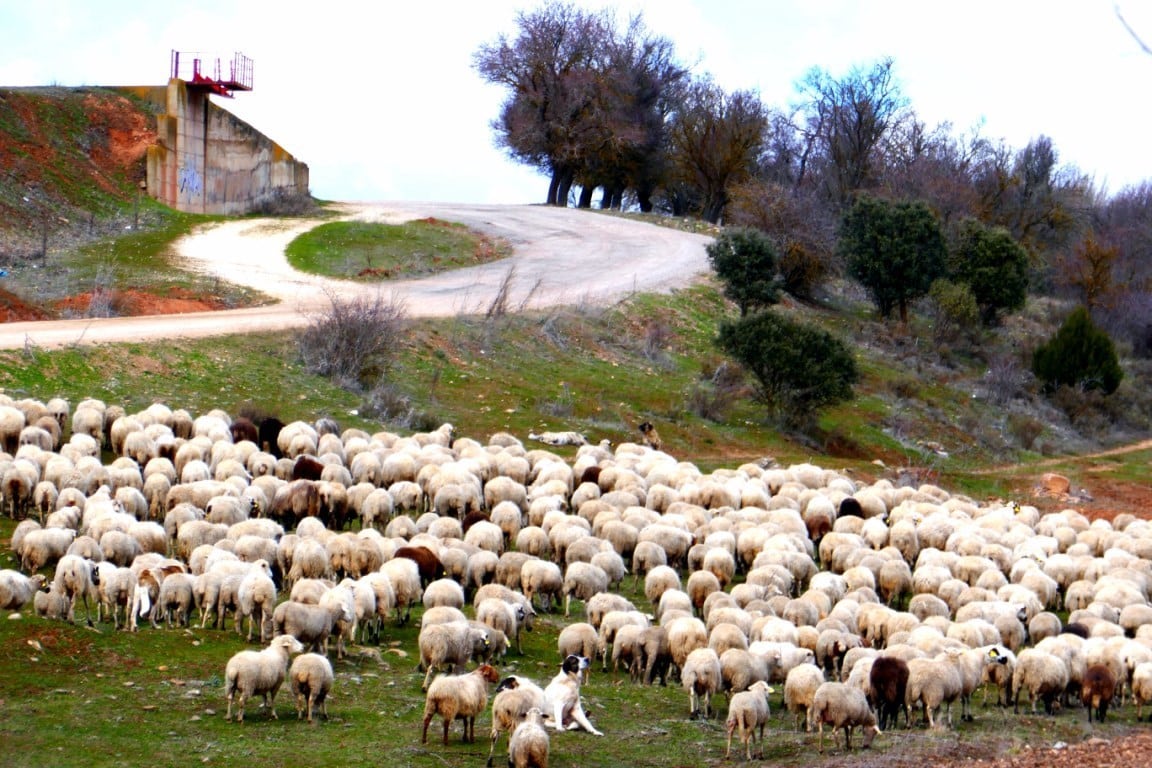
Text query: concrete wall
124 79 308 215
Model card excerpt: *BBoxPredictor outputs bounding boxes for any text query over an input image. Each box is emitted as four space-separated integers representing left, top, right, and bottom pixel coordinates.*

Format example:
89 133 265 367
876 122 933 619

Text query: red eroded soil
51 287 227 317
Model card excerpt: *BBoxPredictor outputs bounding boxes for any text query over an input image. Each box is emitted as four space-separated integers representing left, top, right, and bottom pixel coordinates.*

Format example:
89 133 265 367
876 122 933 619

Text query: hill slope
0 86 154 258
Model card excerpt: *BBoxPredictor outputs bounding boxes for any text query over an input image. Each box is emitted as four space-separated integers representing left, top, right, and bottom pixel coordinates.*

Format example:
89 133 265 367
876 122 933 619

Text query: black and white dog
544 655 602 735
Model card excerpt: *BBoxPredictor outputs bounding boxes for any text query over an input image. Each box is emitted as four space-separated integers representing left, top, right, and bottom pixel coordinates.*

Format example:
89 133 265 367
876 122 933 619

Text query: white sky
2 0 1150 204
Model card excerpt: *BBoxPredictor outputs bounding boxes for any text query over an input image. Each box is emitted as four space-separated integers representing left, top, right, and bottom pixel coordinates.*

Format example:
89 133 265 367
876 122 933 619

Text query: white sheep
784 662 826 731
272 597 351 657
224 634 305 722
419 621 492 690
237 568 278 642
421 664 500 745
682 646 722 718
725 680 773 759
51 553 98 625
0 568 44 609
488 675 548 766
508 706 550 768
811 681 881 752
905 651 964 728
289 652 335 723
562 561 609 617
1012 648 1070 715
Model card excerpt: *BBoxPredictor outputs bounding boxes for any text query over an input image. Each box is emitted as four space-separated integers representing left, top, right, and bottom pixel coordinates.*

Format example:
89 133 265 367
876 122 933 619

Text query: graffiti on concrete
178 165 203 196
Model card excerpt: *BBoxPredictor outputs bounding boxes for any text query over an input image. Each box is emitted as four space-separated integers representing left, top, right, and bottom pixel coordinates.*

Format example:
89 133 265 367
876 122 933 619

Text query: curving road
0 203 713 350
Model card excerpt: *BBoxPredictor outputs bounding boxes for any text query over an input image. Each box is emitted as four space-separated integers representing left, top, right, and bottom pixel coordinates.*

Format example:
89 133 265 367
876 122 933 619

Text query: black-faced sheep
224 633 305 722
290 652 335 723
811 681 880 753
422 664 500 745
725 680 773 759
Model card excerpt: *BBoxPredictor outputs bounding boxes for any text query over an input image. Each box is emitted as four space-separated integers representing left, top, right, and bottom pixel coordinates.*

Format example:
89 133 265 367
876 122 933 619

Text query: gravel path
0 202 713 350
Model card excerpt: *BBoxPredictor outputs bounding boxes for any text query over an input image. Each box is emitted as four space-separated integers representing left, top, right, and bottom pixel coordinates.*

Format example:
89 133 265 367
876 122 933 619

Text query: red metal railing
170 50 253 94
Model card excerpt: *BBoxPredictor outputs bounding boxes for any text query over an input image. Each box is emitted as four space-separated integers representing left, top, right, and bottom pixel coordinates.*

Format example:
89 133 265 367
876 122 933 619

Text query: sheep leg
817 720 825 753
724 718 735 759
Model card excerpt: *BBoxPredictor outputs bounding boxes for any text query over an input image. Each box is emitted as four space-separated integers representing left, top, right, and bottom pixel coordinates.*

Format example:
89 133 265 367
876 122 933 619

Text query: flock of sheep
4 392 1152 765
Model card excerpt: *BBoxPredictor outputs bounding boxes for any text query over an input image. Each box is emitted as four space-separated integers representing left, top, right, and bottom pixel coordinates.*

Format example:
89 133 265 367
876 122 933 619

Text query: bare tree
665 76 768 223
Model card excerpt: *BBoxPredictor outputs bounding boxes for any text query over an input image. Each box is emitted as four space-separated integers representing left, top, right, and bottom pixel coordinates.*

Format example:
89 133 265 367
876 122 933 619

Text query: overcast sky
2 0 1150 204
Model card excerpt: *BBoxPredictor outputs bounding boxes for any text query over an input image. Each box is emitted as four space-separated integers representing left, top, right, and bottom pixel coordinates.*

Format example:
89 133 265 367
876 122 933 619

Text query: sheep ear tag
988 648 999 659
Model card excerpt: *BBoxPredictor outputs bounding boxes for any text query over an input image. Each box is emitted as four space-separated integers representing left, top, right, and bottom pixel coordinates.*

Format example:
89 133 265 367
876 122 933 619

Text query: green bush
717 310 857 428
706 227 780 316
1032 306 1123 395
928 279 979 344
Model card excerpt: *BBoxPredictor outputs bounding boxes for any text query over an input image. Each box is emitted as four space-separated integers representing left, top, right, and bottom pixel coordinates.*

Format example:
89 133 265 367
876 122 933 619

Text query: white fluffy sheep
811 681 881 752
422 664 500 745
905 652 964 728
725 680 773 759
682 646 722 718
419 621 492 690
508 707 550 768
224 634 305 722
1012 648 1070 715
0 569 46 610
784 662 826 731
289 652 335 723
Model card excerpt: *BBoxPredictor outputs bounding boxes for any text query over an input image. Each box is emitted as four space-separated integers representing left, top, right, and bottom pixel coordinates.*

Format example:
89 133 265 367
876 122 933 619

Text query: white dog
543 655 602 735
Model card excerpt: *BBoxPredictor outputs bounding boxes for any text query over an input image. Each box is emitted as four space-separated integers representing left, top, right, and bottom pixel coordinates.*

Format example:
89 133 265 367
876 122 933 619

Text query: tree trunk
547 172 562 206
556 172 574 207
577 185 595 209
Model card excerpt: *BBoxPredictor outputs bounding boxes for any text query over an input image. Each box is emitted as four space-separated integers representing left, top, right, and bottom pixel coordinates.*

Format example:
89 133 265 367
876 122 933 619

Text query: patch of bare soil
0 285 53 322
51 287 226 317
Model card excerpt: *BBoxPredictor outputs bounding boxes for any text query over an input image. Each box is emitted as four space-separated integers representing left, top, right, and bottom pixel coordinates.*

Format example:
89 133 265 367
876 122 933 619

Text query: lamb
1081 663 1117 723
289 652 335 723
811 681 881 753
224 634 305 722
784 662 826 731
725 680 773 760
419 621 492 690
421 664 501 745
0 569 46 610
507 707 550 768
1012 648 1070 716
682 646 722 718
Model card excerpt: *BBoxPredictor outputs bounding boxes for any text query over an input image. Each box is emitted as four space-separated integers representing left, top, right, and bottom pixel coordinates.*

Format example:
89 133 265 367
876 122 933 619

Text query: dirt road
0 202 713 350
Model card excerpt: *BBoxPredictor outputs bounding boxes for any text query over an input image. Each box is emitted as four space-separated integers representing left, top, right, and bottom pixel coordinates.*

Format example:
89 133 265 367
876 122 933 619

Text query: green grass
0 522 1140 768
285 219 511 281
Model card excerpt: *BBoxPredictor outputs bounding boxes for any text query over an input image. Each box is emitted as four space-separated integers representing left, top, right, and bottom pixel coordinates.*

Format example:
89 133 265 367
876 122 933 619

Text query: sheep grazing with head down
811 681 881 753
422 664 501 745
1012 648 1069 716
290 652 335 723
224 634 305 722
419 621 492 691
